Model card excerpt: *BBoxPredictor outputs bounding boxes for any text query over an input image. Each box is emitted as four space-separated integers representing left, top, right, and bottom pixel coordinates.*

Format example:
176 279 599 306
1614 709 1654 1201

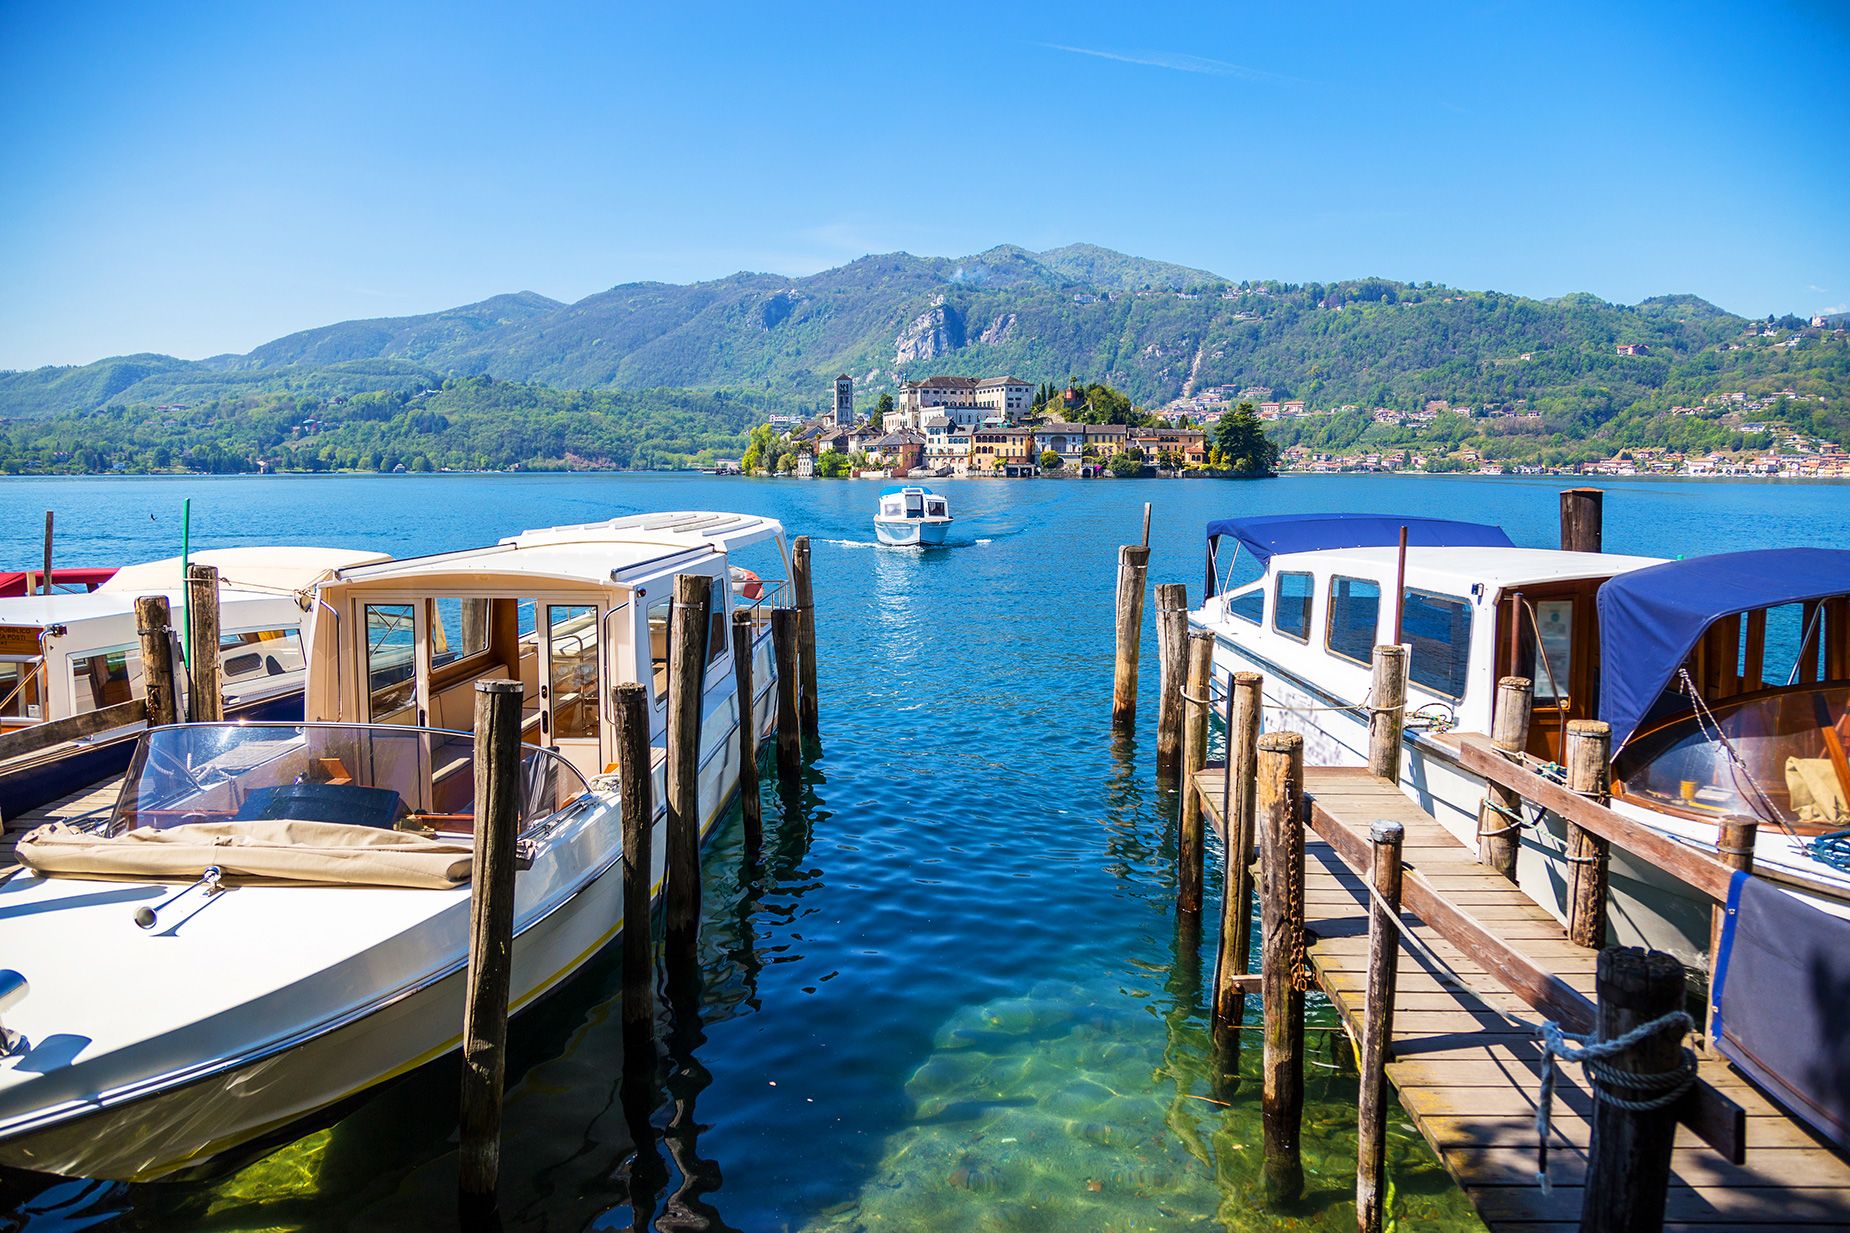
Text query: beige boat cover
15 819 472 889
1787 756 1849 825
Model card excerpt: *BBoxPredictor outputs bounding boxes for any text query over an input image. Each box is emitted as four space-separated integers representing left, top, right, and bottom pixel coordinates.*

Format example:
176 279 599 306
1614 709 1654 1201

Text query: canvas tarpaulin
16 818 473 889
1711 870 1850 1151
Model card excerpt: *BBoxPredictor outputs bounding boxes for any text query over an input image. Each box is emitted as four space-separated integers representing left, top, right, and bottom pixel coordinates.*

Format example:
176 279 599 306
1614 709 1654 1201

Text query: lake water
1 473 1845 1233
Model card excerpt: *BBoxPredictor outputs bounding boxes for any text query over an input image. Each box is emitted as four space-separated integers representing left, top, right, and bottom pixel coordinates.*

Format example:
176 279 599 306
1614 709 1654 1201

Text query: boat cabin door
537 601 605 780
1498 583 1602 762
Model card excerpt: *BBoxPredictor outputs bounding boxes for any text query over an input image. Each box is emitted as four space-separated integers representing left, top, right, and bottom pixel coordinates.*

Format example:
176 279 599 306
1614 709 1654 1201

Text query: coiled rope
1534 1011 1698 1193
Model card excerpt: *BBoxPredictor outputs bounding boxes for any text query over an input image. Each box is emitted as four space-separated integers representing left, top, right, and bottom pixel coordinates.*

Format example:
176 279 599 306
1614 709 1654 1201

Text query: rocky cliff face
977 312 1017 346
894 298 965 364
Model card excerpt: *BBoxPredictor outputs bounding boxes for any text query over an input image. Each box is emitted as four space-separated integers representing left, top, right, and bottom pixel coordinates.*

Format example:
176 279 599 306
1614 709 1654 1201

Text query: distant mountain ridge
0 243 1810 426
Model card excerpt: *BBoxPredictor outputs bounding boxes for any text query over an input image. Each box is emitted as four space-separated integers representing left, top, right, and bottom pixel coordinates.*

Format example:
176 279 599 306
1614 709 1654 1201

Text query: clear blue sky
3 1 1846 370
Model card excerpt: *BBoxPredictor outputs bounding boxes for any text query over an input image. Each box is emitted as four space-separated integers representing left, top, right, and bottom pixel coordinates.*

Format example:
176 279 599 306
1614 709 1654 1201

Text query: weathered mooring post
730 610 763 855
1177 630 1213 915
1357 820 1405 1233
611 682 656 1053
1560 486 1605 554
792 536 819 738
772 608 801 791
1213 670 1262 1066
1111 545 1151 729
1366 644 1408 783
1581 947 1688 1233
1257 730 1306 1203
459 679 523 1208
39 512 53 596
1709 816 1757 1021
665 573 709 954
134 596 179 727
1564 720 1612 948
1477 676 1533 881
1155 582 1190 777
185 564 222 723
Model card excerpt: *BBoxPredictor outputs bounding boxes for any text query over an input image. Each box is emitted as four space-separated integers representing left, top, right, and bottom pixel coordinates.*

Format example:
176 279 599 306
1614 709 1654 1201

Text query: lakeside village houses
774 374 1207 478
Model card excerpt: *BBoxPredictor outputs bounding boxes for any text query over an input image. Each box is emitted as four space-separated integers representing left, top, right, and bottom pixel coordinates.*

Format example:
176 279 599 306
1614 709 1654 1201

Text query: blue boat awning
1598 548 1850 752
1206 514 1514 573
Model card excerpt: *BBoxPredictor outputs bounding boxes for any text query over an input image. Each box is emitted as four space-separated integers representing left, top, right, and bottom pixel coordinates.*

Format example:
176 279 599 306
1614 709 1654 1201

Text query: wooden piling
39 512 52 597
185 564 222 723
1564 720 1612 949
1213 670 1262 1052
1177 630 1213 915
1581 947 1687 1233
134 596 179 728
1366 644 1408 784
730 610 763 854
1560 487 1604 554
1111 545 1151 729
1154 582 1189 777
459 679 524 1208
665 573 709 951
792 535 819 738
1257 730 1306 1204
611 682 655 1050
1709 816 1756 1021
772 608 801 790
1141 501 1152 548
1477 676 1533 881
1357 820 1405 1233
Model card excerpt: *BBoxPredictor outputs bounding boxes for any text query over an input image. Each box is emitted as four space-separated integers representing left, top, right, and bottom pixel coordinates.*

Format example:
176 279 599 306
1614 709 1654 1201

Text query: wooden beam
0 696 146 764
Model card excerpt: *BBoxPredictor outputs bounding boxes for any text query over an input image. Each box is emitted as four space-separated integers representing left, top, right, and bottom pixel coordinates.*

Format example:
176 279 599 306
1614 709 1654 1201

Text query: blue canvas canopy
1598 548 1850 752
1205 514 1514 589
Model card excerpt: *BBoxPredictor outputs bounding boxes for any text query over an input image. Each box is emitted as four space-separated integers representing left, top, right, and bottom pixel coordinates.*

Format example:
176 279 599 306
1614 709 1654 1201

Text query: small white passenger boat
873 486 952 547
0 547 388 820
1189 514 1850 967
0 512 789 1180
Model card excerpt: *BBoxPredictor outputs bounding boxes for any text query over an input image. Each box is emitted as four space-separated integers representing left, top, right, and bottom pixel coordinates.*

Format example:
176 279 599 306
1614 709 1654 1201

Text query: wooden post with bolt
1177 630 1213 915
458 679 524 1209
772 608 801 791
185 564 222 723
1477 676 1534 881
792 535 819 738
1111 545 1151 729
1257 730 1306 1204
1367 644 1408 784
730 610 763 855
611 683 656 1051
1155 582 1189 778
1580 947 1688 1233
664 573 709 953
1564 720 1613 949
134 596 179 728
1357 820 1405 1233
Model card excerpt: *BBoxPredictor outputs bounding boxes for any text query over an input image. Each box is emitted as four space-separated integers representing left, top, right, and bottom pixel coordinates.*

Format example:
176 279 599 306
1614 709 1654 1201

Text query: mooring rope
1534 1011 1698 1193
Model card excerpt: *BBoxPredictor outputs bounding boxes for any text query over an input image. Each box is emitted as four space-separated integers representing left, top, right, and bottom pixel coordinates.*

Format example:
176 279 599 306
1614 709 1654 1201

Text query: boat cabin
1203 515 1664 761
304 513 789 785
877 487 948 523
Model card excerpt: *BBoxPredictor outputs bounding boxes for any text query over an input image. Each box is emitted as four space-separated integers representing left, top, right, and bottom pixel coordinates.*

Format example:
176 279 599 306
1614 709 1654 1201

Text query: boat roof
0 583 308 632
880 485 936 496
1600 547 1850 751
328 512 785 590
1262 545 1667 591
100 547 389 596
1208 513 1514 567
0 568 116 598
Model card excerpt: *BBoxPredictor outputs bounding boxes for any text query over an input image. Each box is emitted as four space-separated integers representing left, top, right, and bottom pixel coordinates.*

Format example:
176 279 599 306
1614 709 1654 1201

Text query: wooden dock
0 774 123 860
1196 764 1850 1232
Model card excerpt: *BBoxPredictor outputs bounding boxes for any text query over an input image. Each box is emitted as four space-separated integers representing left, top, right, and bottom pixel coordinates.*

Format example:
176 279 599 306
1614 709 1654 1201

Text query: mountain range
4 242 1819 423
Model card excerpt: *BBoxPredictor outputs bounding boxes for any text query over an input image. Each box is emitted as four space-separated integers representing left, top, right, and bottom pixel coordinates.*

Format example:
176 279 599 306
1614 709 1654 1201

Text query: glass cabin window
1274 572 1314 642
1326 577 1382 665
365 603 418 721
1227 587 1264 624
429 597 491 671
1531 599 1573 701
0 659 43 720
707 577 728 667
546 604 599 741
1402 589 1473 699
647 596 673 704
71 643 141 711
220 629 305 685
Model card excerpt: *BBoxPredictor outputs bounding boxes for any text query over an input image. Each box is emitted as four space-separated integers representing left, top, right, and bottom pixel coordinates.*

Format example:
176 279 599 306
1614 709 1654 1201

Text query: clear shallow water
0 473 1845 1232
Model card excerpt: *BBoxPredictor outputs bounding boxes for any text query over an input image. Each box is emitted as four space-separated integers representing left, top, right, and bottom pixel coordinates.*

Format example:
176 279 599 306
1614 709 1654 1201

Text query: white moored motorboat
873 486 952 547
0 512 790 1181
1190 513 1850 968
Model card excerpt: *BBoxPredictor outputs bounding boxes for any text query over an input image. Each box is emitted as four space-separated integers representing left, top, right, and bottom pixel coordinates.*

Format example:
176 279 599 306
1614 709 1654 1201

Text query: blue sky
2 1 1846 369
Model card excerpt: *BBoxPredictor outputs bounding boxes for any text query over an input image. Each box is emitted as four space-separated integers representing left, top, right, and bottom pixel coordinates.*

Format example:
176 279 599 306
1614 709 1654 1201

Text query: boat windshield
106 723 592 839
1618 684 1850 829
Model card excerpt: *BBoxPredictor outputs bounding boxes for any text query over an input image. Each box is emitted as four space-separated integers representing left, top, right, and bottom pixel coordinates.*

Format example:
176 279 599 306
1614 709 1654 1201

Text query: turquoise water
0 473 1845 1232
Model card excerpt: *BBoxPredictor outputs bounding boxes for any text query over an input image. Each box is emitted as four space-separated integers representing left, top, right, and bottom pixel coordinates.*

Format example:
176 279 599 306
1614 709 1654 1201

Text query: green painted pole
180 498 193 669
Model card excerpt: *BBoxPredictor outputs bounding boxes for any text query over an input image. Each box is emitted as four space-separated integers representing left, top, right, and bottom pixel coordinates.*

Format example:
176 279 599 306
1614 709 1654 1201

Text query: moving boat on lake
873 486 952 547
0 547 387 821
1189 514 1850 966
0 512 789 1180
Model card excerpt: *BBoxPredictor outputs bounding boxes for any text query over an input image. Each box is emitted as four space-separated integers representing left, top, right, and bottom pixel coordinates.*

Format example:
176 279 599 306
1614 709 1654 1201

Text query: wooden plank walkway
1196 763 1850 1232
0 774 124 858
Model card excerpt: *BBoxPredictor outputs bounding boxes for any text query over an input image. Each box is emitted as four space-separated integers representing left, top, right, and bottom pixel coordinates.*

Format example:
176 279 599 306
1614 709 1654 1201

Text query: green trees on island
1212 403 1279 476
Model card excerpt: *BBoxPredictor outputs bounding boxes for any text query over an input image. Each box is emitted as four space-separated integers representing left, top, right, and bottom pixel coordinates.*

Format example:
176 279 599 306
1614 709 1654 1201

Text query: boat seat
235 782 404 830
